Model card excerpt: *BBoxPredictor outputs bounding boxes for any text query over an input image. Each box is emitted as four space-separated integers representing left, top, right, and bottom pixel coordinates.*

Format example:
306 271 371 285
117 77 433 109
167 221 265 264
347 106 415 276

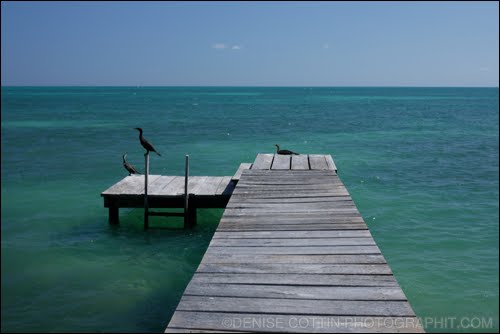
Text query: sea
1 86 498 333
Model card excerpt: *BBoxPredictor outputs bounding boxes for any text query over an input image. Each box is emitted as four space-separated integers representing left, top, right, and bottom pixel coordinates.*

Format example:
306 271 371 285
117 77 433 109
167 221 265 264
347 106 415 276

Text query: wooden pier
101 162 251 225
164 154 424 333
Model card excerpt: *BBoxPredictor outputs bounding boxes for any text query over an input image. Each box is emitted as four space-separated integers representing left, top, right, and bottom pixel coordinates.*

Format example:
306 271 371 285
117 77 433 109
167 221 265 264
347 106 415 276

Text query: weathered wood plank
165 328 248 333
223 208 360 215
184 283 407 301
201 253 386 264
225 202 356 209
218 220 366 227
226 197 353 204
243 169 334 175
202 246 381 256
291 154 309 170
237 181 343 187
187 176 210 194
216 177 235 195
159 176 186 195
271 154 291 170
193 177 225 195
309 155 329 170
325 155 338 172
251 154 274 170
231 189 350 196
229 193 351 199
216 224 368 231
213 230 372 239
167 311 425 333
147 176 177 195
220 213 364 221
190 273 399 287
232 163 252 181
234 184 346 191
208 237 376 247
222 213 362 220
101 174 162 195
176 296 415 317
239 176 338 182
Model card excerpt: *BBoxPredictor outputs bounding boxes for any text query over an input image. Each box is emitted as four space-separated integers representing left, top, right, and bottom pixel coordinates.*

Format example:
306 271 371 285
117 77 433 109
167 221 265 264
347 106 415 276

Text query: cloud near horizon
212 43 242 50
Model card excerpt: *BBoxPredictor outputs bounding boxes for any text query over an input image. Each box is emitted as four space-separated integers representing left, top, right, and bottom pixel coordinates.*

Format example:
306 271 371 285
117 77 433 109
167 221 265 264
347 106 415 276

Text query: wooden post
109 207 119 225
183 155 189 228
144 152 149 230
187 193 197 227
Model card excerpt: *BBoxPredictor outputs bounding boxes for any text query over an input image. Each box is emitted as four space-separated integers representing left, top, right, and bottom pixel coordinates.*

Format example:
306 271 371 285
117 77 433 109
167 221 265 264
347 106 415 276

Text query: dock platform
164 154 423 333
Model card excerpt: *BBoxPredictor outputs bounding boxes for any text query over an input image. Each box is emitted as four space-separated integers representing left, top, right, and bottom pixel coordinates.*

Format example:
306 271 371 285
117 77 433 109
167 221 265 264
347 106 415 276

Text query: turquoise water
1 87 498 332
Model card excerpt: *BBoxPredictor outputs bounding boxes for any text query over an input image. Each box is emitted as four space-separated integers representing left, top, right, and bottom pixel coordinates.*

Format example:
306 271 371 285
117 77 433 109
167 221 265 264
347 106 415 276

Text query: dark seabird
123 154 141 175
134 128 161 156
275 144 299 155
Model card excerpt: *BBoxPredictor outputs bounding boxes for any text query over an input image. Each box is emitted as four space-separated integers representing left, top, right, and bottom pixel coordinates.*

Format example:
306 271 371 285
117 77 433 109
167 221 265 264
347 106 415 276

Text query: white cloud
212 43 227 49
212 43 242 51
323 43 330 49
479 67 490 72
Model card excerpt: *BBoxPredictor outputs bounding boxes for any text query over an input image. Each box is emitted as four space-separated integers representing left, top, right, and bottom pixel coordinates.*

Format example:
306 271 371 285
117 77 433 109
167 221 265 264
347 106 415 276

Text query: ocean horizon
1 86 498 332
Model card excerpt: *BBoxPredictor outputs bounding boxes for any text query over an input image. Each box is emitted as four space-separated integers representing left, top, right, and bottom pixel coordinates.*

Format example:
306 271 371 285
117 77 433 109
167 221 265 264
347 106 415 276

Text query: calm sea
1 87 498 332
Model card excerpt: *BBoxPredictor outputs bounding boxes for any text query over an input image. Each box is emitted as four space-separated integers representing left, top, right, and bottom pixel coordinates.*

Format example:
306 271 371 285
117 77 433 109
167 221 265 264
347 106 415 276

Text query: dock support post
183 155 190 228
109 207 119 225
187 194 197 228
144 152 150 230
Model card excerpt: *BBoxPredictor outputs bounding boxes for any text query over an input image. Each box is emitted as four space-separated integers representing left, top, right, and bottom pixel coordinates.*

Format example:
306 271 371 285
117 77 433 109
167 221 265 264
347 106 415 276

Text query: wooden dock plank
176 295 416 317
216 224 368 231
225 202 357 210
200 253 386 264
309 154 329 170
187 176 210 194
194 177 225 196
231 189 350 196
291 154 310 170
251 154 274 170
216 177 235 195
148 176 177 195
198 262 391 273
189 273 400 287
232 163 252 181
184 283 407 301
167 311 424 333
157 176 186 195
101 174 162 195
271 155 291 170
212 230 372 238
325 154 338 172
208 237 376 247
201 247 382 256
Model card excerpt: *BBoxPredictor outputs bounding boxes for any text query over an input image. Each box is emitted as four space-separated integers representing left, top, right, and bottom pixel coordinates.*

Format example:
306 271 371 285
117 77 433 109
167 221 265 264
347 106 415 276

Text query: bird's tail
156 151 162 156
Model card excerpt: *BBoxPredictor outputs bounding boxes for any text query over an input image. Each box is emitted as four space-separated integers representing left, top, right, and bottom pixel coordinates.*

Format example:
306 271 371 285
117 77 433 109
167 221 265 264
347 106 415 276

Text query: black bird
134 128 161 156
275 144 299 155
123 154 141 175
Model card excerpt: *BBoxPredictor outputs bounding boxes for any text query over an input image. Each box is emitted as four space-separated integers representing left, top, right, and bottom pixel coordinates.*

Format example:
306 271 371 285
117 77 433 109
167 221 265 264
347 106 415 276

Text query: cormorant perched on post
123 154 141 175
275 144 299 155
134 128 161 156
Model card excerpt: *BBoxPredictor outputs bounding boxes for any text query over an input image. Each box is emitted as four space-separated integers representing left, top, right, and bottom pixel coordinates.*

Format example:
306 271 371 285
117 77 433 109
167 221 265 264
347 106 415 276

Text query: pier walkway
164 154 423 333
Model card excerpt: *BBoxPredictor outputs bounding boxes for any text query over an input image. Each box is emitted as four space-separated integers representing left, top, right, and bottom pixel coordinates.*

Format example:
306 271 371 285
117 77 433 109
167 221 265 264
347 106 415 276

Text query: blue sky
1 1 498 86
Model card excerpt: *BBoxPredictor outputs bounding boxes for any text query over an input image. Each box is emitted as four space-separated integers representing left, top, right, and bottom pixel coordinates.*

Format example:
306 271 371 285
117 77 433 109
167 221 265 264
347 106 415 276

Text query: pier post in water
183 155 190 228
144 152 149 230
108 207 119 225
